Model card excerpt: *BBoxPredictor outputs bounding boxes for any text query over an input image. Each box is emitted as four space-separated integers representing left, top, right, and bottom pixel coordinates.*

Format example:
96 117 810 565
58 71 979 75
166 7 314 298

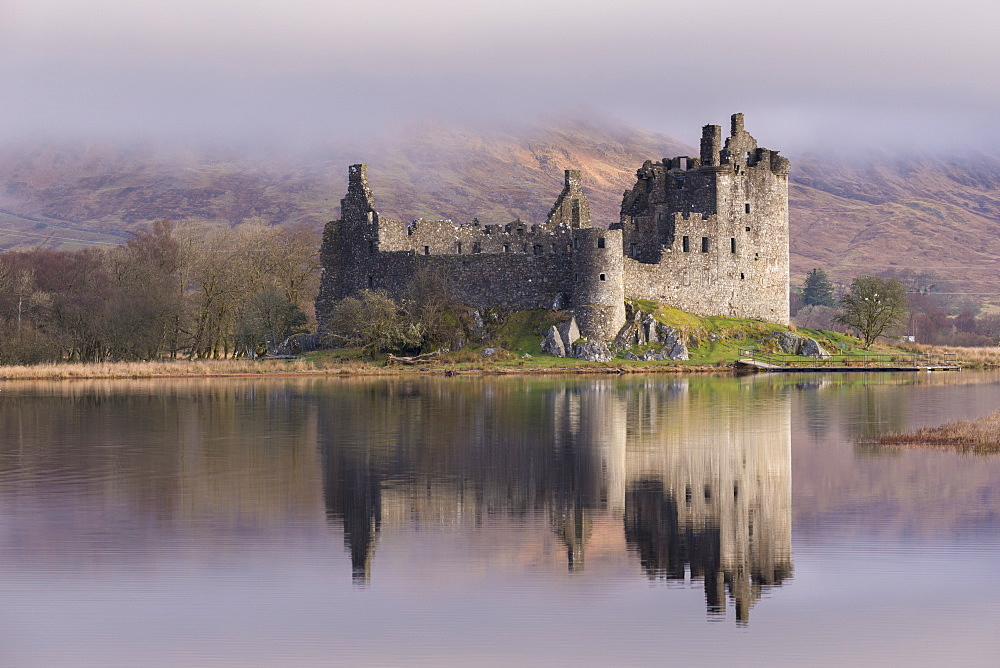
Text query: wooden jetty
735 348 961 373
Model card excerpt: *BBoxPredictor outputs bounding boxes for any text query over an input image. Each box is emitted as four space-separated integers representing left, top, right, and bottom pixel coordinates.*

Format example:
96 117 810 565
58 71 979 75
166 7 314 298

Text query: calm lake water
1 372 999 666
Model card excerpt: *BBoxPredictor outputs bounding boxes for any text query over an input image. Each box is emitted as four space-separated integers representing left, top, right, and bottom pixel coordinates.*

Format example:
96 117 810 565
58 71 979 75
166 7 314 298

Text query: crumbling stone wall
617 113 789 323
315 166 600 334
316 114 789 341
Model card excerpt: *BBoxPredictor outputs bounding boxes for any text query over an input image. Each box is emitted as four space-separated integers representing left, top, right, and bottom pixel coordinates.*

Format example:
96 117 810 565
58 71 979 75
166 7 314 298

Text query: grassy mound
305 301 895 371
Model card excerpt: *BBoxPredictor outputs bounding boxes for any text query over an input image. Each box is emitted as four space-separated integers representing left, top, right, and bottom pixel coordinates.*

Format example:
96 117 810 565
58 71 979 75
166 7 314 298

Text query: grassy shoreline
0 342 996 381
0 357 732 381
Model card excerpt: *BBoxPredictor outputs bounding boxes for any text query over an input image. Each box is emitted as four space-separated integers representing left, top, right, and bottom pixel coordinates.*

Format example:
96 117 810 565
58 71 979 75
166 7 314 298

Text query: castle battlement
316 114 789 341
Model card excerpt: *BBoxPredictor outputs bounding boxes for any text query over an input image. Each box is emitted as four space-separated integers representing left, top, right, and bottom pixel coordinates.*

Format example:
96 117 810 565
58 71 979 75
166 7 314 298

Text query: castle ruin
316 114 789 340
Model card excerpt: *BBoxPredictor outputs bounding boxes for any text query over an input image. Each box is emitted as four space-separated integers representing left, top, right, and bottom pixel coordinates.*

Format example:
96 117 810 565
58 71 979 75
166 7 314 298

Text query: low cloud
3 0 999 151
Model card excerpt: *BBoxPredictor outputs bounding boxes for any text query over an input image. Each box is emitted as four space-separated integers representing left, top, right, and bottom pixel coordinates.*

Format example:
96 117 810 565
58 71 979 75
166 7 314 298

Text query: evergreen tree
802 268 836 307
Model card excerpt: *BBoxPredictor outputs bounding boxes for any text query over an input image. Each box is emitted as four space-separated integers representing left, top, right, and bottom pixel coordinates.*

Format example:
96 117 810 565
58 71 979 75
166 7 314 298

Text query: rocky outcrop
799 337 830 358
623 342 688 362
614 308 689 361
571 340 614 362
766 331 829 358
542 317 615 362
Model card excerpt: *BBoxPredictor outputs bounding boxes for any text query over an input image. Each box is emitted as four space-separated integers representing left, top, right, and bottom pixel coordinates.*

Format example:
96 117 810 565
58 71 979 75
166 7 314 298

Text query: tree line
793 268 1000 348
0 221 320 364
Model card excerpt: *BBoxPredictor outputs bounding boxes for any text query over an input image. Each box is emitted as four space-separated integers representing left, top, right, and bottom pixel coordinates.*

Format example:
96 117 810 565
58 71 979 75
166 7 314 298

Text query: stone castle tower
315 114 789 340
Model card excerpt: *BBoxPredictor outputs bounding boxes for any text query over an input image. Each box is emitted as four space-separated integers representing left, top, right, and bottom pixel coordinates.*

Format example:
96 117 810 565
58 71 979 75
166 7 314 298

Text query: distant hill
2 116 999 304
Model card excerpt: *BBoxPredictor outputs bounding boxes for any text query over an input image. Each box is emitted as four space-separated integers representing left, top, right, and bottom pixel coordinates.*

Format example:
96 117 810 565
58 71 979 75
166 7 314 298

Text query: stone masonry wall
316 114 790 340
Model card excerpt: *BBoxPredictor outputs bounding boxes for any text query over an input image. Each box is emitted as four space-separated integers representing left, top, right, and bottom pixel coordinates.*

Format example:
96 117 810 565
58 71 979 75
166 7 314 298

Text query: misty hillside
1 117 999 303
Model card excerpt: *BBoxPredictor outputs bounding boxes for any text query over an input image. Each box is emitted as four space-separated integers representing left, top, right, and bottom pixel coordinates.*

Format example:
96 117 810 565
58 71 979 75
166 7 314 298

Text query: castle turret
571 228 625 340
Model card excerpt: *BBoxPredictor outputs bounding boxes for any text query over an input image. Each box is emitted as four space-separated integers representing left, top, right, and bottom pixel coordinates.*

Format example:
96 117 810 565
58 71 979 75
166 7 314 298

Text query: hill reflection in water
320 377 792 624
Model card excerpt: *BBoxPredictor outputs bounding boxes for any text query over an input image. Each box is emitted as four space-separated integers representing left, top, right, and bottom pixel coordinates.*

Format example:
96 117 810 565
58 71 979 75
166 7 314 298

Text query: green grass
624 300 906 365
306 301 916 371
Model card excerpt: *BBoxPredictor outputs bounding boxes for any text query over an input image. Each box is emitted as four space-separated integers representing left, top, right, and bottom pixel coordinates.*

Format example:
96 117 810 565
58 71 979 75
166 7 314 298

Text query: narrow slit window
456 242 462 254
597 237 606 249
423 246 430 255
368 241 375 255
503 244 510 253
367 276 373 288
599 273 606 281
473 242 481 254
701 237 709 253
731 238 737 253
682 236 690 252
745 203 751 214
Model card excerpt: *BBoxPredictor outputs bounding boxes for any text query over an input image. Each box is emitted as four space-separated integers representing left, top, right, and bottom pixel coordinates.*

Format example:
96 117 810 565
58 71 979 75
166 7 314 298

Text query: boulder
558 317 582 350
799 337 830 358
572 340 614 362
541 326 566 357
481 348 497 357
614 322 641 347
774 331 800 354
637 314 655 344
667 342 689 361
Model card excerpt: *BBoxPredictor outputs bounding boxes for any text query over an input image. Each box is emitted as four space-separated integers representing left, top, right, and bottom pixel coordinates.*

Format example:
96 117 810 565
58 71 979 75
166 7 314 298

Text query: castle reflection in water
320 377 792 624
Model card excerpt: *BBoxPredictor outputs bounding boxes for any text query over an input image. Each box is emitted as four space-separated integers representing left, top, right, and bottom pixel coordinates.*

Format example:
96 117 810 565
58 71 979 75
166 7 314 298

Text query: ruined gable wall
546 169 591 228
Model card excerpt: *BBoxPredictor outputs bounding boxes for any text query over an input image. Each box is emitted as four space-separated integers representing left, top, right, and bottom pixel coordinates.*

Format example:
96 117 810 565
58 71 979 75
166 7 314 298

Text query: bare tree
837 275 909 349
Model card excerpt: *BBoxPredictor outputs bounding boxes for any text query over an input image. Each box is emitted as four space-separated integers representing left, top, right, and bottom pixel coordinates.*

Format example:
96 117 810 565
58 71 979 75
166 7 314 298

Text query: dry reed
902 343 1000 368
0 358 396 380
874 408 1000 453
0 357 729 381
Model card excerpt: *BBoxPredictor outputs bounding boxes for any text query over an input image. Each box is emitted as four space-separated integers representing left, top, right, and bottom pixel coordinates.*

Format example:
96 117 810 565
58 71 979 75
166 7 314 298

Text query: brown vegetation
4 120 1000 307
901 343 1000 368
873 408 1000 453
0 358 391 380
0 221 319 364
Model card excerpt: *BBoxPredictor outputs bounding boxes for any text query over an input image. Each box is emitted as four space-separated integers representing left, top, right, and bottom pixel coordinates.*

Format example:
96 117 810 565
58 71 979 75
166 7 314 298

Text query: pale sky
2 0 998 150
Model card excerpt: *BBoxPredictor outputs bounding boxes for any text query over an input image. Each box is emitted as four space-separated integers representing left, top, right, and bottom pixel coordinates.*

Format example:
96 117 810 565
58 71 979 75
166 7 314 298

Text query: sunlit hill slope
1 116 999 302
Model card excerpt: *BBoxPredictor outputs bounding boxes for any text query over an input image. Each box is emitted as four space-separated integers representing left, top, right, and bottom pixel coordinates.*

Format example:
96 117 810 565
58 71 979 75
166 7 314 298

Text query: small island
873 409 1000 453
